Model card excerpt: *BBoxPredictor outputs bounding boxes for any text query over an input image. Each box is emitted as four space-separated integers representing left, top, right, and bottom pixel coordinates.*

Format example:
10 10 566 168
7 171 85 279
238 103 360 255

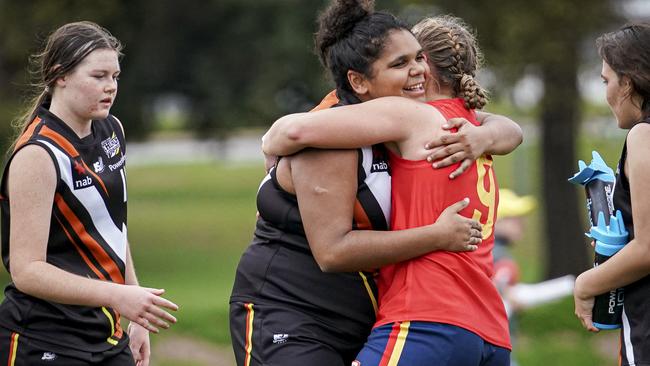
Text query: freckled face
361 29 429 102
602 60 642 129
56 48 120 123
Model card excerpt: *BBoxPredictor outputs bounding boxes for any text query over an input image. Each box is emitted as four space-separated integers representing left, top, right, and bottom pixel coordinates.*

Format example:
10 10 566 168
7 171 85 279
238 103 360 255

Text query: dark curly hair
315 0 410 104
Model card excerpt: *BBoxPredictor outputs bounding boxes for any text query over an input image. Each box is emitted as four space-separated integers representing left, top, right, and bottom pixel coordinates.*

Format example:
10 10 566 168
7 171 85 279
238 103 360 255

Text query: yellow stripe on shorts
388 321 410 366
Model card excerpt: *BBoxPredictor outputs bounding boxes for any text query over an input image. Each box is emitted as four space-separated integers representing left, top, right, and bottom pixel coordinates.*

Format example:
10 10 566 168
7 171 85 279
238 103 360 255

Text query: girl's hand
128 322 151 366
111 286 178 333
425 118 489 179
574 272 599 333
432 198 483 252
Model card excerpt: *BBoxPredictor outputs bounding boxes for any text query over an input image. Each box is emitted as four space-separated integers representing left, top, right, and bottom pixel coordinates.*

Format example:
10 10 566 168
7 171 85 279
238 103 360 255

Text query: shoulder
290 148 358 167
626 122 650 155
8 144 57 189
368 97 445 125
11 144 55 169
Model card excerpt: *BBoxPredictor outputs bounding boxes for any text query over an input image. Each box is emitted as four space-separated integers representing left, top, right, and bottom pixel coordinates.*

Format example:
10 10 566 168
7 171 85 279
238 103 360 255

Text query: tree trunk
540 47 590 278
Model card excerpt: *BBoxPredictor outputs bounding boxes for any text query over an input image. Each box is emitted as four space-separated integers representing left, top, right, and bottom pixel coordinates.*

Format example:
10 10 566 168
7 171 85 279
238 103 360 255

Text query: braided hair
412 16 487 109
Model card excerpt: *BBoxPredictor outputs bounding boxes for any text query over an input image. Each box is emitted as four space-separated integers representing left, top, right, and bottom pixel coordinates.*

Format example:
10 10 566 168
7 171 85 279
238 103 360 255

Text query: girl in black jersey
230 1 520 365
573 23 650 365
0 22 177 366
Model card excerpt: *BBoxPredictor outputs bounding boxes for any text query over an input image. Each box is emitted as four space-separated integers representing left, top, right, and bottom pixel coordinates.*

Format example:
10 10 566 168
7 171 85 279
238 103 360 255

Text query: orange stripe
58 215 124 342
81 160 109 196
39 125 79 157
7 332 18 366
55 215 107 280
353 199 372 229
55 193 124 284
114 312 123 339
244 303 255 366
379 323 402 366
310 90 339 112
38 125 109 196
14 117 41 151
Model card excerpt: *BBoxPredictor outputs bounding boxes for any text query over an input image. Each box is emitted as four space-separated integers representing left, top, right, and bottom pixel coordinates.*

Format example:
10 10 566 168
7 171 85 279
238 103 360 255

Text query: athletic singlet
230 143 391 338
0 105 129 353
613 119 650 365
375 98 511 350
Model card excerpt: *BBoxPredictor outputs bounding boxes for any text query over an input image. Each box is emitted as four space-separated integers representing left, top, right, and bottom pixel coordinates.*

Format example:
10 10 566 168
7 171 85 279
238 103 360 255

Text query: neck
425 81 454 101
49 98 92 138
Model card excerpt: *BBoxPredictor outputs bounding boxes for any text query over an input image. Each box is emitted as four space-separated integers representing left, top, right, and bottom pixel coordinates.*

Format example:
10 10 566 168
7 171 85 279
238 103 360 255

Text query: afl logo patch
101 132 121 158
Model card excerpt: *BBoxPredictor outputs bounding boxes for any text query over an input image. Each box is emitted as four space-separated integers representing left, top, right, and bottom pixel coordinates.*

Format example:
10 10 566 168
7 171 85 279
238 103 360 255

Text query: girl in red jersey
263 14 518 366
574 23 650 365
0 22 177 366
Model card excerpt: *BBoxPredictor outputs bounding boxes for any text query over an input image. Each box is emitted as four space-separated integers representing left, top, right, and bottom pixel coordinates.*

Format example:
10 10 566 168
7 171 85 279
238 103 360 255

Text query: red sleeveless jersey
375 98 510 349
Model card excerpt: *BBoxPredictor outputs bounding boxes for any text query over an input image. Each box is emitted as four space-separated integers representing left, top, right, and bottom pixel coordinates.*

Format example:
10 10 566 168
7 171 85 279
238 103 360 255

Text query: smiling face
351 29 428 102
53 48 120 125
602 60 643 129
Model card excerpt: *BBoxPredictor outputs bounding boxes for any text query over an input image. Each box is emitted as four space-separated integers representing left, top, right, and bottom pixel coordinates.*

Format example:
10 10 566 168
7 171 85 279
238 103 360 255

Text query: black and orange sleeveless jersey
0 105 129 354
230 144 391 362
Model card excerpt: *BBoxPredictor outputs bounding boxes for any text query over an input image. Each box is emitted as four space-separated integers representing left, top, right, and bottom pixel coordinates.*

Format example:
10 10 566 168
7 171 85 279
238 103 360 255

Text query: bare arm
287 149 482 272
574 124 650 331
8 145 176 333
262 97 434 156
423 112 523 178
475 111 523 155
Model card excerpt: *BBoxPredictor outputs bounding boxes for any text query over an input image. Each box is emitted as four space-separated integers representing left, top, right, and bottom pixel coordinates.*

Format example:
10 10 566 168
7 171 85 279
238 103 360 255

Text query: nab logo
370 146 390 173
371 161 388 173
71 158 93 189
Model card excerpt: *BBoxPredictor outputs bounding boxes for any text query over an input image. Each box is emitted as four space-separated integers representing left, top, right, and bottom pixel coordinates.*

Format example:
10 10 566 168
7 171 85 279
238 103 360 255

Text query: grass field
0 134 628 364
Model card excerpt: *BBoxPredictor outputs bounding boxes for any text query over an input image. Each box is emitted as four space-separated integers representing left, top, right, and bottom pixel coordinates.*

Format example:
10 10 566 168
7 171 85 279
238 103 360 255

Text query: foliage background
0 0 647 364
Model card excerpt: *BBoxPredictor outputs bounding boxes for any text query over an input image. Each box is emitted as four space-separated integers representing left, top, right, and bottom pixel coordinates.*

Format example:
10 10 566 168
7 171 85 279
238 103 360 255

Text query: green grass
126 162 262 344
0 155 623 364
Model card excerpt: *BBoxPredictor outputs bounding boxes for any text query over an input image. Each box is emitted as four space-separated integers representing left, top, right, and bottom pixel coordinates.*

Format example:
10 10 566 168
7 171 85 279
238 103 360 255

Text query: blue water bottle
569 151 628 330
568 151 615 227
589 211 628 329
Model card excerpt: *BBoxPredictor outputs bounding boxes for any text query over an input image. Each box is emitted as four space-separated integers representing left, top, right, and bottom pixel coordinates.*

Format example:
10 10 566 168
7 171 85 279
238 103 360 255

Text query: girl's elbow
10 268 31 294
314 251 346 273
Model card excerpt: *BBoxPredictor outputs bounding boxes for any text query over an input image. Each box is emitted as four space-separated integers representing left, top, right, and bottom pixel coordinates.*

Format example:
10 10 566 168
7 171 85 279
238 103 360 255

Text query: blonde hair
412 15 488 109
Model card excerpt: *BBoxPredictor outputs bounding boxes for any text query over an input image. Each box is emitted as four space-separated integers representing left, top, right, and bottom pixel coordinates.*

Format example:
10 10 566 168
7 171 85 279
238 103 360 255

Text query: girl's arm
262 96 437 156
283 148 482 273
423 112 523 179
7 145 177 330
574 123 650 331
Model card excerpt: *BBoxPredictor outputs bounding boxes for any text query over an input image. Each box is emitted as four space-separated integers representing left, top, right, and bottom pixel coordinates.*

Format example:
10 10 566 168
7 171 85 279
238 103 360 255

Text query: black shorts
0 327 135 366
230 301 367 366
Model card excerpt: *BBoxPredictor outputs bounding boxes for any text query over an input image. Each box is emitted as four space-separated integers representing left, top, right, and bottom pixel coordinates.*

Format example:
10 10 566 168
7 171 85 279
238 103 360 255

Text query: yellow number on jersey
472 156 496 239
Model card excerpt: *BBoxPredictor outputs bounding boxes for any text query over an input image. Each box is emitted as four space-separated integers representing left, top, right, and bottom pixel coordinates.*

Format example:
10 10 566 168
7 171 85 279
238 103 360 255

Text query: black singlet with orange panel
0 105 129 357
229 134 392 365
